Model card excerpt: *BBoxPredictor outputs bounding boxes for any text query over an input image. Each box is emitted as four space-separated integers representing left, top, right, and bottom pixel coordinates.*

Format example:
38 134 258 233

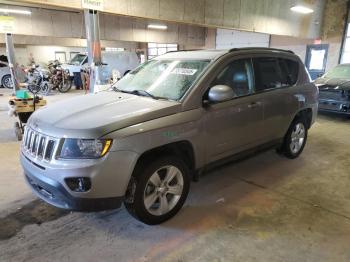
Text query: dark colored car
315 64 350 115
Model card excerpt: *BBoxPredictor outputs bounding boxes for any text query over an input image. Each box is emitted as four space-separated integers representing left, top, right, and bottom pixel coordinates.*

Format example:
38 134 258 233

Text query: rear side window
279 58 299 85
253 57 290 92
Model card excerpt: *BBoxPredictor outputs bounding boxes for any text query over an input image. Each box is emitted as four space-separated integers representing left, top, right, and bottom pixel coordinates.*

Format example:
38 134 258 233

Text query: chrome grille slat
35 134 42 157
21 127 58 162
38 136 46 158
31 133 38 154
42 137 49 159
24 129 28 147
29 131 35 152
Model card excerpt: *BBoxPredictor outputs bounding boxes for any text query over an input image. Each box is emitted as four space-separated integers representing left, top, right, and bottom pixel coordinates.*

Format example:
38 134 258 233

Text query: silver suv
21 48 318 224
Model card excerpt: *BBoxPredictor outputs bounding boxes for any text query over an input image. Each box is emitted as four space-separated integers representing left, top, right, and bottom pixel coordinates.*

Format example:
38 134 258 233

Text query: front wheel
40 82 51 96
2 74 13 89
58 77 72 93
279 117 308 159
124 156 190 225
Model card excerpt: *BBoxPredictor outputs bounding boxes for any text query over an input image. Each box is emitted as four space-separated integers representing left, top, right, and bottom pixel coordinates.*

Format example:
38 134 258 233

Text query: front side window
114 59 210 101
211 59 254 97
253 57 287 91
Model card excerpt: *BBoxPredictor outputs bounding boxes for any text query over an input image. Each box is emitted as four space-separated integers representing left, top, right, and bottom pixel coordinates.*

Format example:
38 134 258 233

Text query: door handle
248 102 262 109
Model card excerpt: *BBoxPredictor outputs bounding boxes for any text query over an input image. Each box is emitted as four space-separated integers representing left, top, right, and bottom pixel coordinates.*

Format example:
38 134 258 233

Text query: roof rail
166 49 204 54
229 47 294 54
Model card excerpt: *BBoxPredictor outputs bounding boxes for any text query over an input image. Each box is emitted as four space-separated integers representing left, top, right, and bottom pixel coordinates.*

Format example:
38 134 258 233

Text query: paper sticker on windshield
171 68 197 76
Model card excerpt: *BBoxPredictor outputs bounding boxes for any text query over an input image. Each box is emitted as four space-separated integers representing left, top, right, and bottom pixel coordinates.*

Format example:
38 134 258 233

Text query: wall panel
19 0 325 38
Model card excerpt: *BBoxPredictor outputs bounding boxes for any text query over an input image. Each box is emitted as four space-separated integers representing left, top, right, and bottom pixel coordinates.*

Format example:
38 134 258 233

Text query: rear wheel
2 74 13 89
124 156 190 225
279 117 308 159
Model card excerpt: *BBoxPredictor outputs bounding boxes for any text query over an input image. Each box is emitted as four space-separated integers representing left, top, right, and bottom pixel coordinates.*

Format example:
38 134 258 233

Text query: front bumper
20 149 139 211
318 99 350 115
25 171 123 211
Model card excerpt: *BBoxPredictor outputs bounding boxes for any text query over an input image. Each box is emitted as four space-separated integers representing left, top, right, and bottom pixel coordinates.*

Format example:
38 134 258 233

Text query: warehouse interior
0 0 349 261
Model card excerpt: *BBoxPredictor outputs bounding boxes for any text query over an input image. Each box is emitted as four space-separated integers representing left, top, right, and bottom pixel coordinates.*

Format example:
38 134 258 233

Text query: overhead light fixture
148 24 167 30
290 5 314 14
0 8 31 15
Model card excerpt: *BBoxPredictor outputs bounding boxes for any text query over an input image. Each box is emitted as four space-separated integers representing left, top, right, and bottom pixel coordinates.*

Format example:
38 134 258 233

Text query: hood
28 91 181 138
315 77 350 91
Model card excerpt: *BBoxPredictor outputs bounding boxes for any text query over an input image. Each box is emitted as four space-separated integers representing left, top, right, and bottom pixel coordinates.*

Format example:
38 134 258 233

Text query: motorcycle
48 60 72 93
25 64 51 96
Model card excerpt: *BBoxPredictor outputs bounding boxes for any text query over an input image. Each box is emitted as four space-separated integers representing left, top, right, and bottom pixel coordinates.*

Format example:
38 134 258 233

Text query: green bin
16 90 31 99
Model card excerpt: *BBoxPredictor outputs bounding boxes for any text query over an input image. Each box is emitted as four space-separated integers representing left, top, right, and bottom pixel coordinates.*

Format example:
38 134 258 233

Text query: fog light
65 177 91 192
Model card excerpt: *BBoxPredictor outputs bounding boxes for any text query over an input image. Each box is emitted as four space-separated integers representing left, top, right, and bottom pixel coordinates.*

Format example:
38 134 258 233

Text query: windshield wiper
131 90 159 100
113 87 159 100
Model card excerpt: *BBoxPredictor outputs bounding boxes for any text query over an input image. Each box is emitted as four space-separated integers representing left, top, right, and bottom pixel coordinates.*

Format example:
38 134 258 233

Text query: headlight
59 139 112 159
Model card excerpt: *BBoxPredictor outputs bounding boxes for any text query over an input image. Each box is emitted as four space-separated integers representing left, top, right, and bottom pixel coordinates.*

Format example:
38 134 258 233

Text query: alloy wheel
290 122 306 154
143 165 184 216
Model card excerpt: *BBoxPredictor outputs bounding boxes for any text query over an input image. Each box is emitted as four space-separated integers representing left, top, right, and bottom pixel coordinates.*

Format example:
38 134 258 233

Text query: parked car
61 51 139 79
0 61 27 89
314 64 350 115
0 61 13 88
21 48 318 225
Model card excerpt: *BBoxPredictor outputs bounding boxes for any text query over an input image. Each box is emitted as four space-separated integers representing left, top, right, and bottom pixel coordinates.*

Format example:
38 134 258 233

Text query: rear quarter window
279 58 299 85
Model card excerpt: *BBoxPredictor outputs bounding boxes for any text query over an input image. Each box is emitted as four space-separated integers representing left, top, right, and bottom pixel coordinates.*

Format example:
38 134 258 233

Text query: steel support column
5 33 19 93
84 9 103 93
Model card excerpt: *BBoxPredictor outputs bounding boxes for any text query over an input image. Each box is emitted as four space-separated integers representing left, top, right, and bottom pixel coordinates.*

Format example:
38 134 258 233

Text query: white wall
0 45 86 65
26 46 86 64
216 29 270 49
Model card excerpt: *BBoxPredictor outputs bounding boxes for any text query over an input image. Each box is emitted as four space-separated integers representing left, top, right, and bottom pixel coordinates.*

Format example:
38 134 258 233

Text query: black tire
2 74 13 89
124 156 190 225
40 82 51 96
279 116 308 159
58 78 72 93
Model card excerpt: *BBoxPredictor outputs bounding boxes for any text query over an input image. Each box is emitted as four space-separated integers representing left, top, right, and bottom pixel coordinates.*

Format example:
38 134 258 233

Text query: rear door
252 56 299 142
204 58 265 162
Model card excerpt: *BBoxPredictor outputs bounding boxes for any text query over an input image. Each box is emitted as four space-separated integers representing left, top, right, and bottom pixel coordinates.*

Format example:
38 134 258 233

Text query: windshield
114 59 210 101
324 65 350 79
70 54 87 65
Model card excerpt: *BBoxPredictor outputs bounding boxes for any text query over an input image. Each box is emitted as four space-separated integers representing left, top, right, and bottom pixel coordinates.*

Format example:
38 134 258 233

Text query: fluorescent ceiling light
148 24 167 30
290 5 314 14
0 8 31 15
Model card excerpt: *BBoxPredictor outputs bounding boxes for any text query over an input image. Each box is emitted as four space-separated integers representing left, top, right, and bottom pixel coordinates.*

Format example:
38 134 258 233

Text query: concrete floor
0 88 349 262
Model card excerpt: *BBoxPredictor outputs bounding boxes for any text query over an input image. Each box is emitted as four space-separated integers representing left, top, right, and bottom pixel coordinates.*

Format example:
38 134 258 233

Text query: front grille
22 127 59 162
319 87 349 101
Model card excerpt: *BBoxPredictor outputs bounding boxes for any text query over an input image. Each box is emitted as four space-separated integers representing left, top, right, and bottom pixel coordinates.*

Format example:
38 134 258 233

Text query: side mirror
207 85 236 103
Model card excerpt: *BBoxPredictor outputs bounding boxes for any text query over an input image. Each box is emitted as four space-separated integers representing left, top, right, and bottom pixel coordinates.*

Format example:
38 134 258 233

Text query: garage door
216 29 270 49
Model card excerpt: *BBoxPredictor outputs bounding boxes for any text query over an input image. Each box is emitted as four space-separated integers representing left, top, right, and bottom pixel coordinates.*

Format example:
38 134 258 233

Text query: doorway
305 44 329 80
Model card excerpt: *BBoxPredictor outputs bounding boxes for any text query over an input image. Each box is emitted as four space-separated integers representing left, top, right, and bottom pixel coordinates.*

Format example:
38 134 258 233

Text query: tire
58 77 72 93
2 74 13 89
40 82 51 96
279 117 308 159
124 156 190 225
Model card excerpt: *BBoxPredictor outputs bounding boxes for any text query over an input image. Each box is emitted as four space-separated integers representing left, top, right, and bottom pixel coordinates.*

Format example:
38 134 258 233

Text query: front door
204 58 264 163
305 44 329 80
